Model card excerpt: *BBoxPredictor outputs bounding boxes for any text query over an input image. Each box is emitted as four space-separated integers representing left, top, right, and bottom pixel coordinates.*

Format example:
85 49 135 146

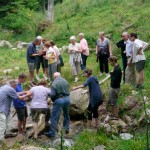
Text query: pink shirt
80 38 89 56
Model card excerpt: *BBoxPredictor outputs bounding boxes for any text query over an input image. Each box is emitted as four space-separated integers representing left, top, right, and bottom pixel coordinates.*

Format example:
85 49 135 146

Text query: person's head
99 31 105 40
53 72 61 79
50 41 55 47
78 33 84 40
83 69 92 77
33 38 41 46
37 79 47 86
70 36 76 45
9 80 18 89
108 56 118 66
44 41 51 48
121 32 129 41
42 38 47 44
37 35 43 43
18 73 27 83
129 33 138 42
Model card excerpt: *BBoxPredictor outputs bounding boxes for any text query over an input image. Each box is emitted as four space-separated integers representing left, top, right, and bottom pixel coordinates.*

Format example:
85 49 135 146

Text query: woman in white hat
68 36 82 82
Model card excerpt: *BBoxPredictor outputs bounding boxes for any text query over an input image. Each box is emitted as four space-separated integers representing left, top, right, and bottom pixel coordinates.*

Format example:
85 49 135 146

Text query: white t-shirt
132 39 148 62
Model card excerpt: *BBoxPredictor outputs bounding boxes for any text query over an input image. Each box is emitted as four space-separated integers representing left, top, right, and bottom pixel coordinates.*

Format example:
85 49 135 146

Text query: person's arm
17 91 29 95
108 43 112 56
49 87 57 101
96 45 98 54
72 85 84 91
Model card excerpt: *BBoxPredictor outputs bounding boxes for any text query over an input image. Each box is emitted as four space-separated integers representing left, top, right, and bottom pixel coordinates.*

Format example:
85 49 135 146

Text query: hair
122 32 128 36
37 79 47 86
109 56 118 63
54 72 61 78
70 36 76 40
83 69 92 76
42 38 47 44
34 38 40 43
18 73 27 79
44 41 51 48
130 33 138 39
50 41 55 46
99 31 105 36
9 80 18 86
79 33 84 37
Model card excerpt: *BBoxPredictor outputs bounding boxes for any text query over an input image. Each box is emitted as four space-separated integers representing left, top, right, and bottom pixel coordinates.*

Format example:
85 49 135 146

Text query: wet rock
3 69 13 74
93 145 105 150
0 40 13 48
70 89 89 117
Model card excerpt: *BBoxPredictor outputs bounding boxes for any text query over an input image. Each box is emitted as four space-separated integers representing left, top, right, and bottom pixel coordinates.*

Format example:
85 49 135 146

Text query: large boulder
0 40 13 48
16 41 30 49
20 146 56 150
70 89 89 117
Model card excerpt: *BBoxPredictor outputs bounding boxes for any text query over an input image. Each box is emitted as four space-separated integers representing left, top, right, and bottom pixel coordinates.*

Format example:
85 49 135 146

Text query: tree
47 0 54 22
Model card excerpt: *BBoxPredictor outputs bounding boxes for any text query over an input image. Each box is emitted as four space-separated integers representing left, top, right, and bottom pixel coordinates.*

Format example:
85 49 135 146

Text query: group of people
0 31 148 143
0 72 70 141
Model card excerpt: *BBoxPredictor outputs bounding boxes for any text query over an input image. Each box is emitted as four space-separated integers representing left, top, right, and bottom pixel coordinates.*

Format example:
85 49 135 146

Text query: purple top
30 86 51 109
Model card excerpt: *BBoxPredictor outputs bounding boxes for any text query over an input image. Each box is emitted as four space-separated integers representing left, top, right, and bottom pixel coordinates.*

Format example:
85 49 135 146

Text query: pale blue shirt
125 40 133 57
0 85 18 116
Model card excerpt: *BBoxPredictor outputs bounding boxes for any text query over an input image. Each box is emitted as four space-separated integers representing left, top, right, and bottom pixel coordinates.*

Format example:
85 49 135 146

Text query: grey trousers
125 63 136 86
71 61 80 76
48 62 57 82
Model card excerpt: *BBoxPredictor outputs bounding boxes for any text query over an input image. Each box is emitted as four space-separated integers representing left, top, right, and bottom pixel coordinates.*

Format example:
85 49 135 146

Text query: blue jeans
81 53 88 70
48 96 70 137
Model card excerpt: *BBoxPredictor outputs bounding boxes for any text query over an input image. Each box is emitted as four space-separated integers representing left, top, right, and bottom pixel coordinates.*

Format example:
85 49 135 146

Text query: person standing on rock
78 33 89 71
116 32 128 83
96 32 112 77
26 38 41 86
13 73 28 135
0 80 27 142
45 72 70 138
108 56 122 120
129 33 149 89
25 79 51 139
72 69 103 129
68 36 82 82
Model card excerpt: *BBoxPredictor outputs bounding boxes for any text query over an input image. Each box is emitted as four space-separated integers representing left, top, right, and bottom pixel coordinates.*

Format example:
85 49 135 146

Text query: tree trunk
47 0 54 22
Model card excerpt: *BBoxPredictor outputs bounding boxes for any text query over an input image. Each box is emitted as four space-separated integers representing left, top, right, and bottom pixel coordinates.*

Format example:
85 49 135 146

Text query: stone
70 89 89 117
120 133 133 140
93 145 105 150
0 40 13 48
20 146 45 150
15 67 20 70
16 41 30 49
3 69 13 74
123 115 132 125
109 119 127 129
53 138 74 147
123 96 140 111
138 109 150 124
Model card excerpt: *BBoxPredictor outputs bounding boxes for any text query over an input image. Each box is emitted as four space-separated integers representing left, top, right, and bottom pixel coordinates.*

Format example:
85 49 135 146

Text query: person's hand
72 87 77 91
123 51 126 54
81 90 88 94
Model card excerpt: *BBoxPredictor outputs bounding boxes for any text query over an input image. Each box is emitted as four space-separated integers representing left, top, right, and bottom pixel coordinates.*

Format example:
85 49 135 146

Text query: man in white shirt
124 34 136 86
130 33 149 88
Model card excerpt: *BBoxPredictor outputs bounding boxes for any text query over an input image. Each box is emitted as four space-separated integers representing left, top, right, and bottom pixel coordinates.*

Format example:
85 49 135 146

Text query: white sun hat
70 36 76 40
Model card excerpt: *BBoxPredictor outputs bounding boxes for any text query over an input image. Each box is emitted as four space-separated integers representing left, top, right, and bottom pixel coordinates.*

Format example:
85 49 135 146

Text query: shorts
109 88 120 107
31 108 50 123
16 107 28 121
27 62 35 71
35 56 44 70
43 58 48 68
136 60 146 72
